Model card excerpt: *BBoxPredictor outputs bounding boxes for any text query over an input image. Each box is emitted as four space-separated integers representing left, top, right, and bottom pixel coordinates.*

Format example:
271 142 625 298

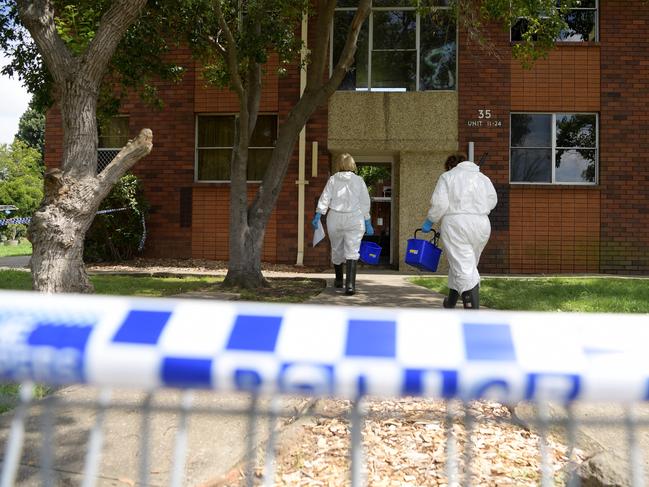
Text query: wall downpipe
296 13 308 266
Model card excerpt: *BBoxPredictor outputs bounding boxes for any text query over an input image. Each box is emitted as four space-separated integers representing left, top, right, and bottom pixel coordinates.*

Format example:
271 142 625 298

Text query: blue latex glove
421 219 434 233
364 219 374 236
311 213 321 230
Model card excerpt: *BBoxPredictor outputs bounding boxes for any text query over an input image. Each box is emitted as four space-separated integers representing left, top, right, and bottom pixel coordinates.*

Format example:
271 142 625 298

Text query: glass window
511 1 598 42
196 115 277 182
510 113 598 185
97 116 129 173
332 3 456 91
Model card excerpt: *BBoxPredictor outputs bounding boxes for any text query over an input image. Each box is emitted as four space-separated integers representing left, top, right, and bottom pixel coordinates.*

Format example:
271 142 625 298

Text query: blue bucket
359 240 382 265
405 229 442 272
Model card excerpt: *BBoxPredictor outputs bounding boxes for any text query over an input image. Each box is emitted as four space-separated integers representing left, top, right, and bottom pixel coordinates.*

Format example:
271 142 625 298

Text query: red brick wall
511 45 600 112
44 47 197 259
599 1 649 274
458 22 512 274
274 18 333 268
509 188 600 273
191 186 277 261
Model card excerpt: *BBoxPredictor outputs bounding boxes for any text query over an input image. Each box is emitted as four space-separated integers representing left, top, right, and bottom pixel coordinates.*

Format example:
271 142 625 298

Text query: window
332 1 456 91
195 115 277 182
512 1 598 43
510 113 598 184
97 116 129 173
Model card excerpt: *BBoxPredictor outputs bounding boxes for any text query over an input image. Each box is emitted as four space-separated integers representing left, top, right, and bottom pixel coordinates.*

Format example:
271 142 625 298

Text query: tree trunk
222 225 267 288
28 175 99 293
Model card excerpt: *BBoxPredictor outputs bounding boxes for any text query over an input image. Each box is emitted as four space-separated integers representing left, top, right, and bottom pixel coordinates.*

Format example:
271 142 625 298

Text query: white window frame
510 0 599 43
194 113 277 184
330 3 457 92
509 111 599 186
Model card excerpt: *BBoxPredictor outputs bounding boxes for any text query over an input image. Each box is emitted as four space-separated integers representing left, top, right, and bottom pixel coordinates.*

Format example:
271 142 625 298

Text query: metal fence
0 291 648 486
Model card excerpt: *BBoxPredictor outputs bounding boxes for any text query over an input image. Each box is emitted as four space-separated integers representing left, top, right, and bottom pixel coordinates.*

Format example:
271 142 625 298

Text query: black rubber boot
461 285 480 310
443 289 460 309
345 259 357 296
334 264 344 288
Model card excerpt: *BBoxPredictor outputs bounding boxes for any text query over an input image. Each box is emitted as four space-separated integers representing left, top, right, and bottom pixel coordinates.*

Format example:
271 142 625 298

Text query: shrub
84 174 148 262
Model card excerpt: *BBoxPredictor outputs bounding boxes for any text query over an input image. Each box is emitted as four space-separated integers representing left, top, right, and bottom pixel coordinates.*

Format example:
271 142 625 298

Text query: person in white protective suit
421 153 497 309
312 153 373 295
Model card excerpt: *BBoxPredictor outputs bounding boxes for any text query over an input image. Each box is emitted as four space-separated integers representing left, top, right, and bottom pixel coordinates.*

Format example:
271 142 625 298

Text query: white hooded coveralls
427 161 498 293
317 171 371 264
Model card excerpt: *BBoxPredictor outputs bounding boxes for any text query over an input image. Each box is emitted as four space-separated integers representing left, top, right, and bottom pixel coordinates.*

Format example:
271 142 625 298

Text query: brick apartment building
45 0 649 275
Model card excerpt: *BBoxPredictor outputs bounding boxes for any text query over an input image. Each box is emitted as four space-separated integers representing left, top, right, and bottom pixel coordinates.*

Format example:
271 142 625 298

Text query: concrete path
0 255 30 269
0 268 446 486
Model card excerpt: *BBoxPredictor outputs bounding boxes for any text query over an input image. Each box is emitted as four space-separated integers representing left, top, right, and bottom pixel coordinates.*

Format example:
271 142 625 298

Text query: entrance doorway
357 160 394 267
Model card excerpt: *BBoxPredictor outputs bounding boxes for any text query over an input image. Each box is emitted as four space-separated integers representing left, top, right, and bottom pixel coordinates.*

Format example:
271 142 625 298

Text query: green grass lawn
0 269 221 297
411 276 649 313
0 241 32 258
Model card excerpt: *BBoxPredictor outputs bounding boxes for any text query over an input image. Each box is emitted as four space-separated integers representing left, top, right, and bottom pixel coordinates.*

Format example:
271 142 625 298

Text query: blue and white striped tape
0 291 647 403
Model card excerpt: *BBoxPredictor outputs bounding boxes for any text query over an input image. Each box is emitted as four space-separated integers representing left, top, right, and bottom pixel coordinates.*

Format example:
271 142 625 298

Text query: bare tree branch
16 0 74 85
97 128 153 194
305 0 336 89
250 0 371 217
213 0 245 98
82 0 149 85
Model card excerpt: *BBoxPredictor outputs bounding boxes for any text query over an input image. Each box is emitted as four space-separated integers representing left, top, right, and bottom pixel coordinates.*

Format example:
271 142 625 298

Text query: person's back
322 171 369 214
442 161 497 216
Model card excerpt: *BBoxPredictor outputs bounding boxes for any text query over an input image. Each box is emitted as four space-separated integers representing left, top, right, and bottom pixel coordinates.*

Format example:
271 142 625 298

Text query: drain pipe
468 141 475 162
295 14 308 266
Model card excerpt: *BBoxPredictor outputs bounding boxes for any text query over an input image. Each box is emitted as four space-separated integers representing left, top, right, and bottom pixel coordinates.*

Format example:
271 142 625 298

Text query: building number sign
467 109 502 128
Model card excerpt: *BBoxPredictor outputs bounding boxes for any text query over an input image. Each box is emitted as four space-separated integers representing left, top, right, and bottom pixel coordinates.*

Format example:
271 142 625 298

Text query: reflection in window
510 113 598 184
332 4 456 91
511 1 598 42
196 115 277 182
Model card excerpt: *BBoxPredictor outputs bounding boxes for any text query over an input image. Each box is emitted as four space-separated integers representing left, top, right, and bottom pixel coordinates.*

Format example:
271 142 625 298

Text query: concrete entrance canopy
327 91 458 272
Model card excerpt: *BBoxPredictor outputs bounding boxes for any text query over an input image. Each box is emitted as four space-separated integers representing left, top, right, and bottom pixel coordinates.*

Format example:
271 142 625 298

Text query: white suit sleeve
359 178 371 220
316 177 334 215
484 177 498 212
427 176 449 223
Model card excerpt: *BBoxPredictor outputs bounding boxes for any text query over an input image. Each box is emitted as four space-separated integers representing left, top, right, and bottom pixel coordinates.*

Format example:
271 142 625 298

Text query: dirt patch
88 257 328 274
229 398 583 486
232 277 327 303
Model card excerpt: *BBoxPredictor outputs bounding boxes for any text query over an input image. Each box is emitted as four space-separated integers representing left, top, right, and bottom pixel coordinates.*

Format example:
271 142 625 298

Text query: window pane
420 13 456 90
248 149 272 180
570 0 596 7
336 0 358 7
511 148 552 182
511 18 528 42
198 116 234 147
371 50 416 91
333 10 369 90
250 116 277 147
373 0 414 8
373 11 416 50
197 149 231 180
558 10 596 42
556 114 596 148
511 114 552 147
98 117 129 148
556 149 596 183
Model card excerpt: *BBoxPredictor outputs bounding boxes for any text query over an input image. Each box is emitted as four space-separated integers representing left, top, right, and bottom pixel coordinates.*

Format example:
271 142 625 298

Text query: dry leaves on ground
233 398 583 487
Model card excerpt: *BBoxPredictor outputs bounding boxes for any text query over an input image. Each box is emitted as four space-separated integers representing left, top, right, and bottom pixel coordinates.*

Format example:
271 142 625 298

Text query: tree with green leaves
0 0 157 293
15 104 45 156
0 140 44 216
186 0 371 288
0 0 575 293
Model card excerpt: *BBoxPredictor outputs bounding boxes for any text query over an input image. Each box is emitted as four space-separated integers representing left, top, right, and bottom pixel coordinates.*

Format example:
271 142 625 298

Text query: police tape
0 290 647 403
0 208 146 250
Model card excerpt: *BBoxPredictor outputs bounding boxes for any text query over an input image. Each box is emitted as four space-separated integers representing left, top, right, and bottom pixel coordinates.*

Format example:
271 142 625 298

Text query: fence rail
0 291 647 486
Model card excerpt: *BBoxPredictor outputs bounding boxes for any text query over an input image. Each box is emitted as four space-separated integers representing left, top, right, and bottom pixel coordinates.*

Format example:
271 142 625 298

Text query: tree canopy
0 140 44 216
